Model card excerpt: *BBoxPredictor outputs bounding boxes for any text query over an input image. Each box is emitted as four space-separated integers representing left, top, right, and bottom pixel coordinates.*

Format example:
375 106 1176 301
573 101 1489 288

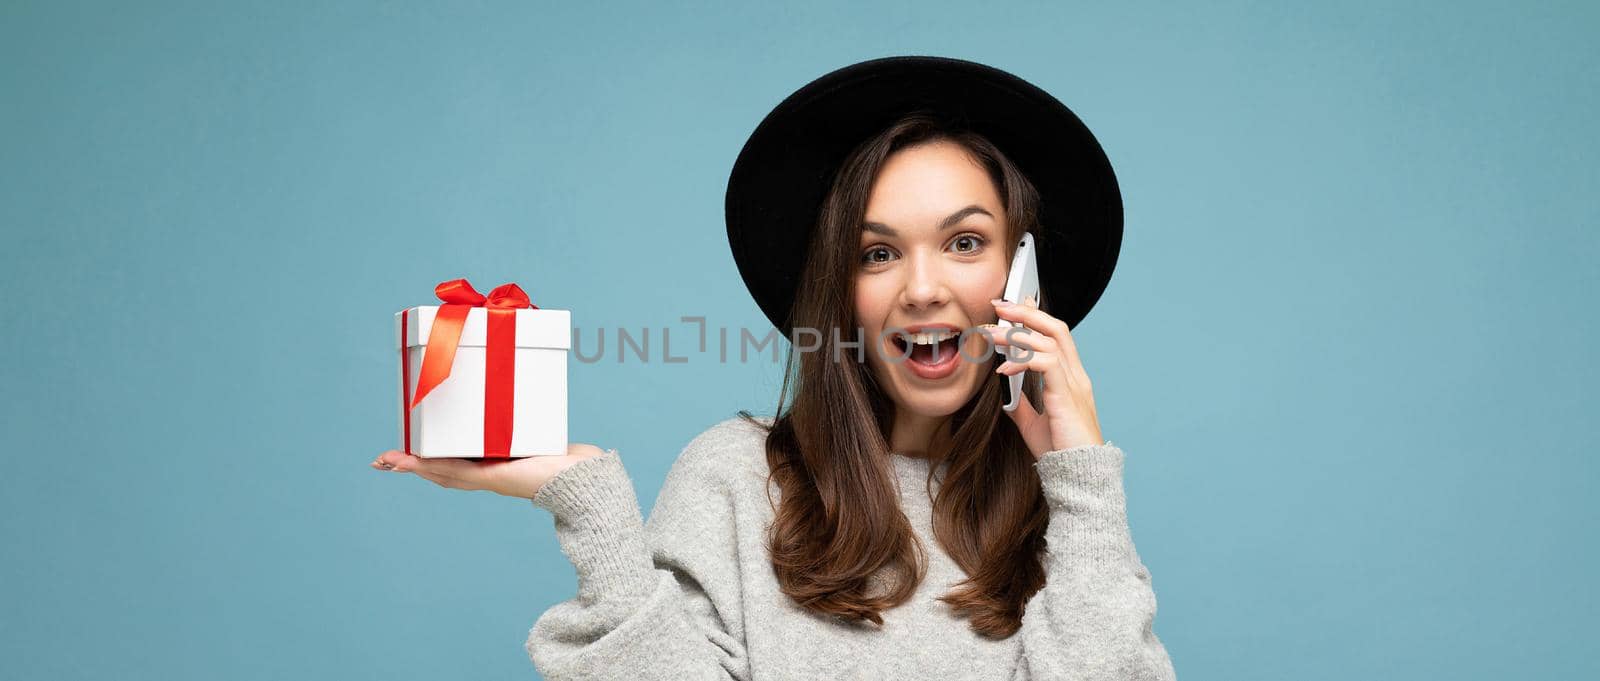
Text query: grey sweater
525 416 1175 680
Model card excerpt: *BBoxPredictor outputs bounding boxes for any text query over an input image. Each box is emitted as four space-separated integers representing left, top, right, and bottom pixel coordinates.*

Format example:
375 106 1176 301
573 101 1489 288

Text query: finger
410 468 464 489
995 351 1058 376
992 299 1071 345
411 459 498 491
992 300 1086 379
996 347 1078 399
989 328 1062 375
373 450 412 471
396 456 490 488
373 453 472 490
982 324 1060 355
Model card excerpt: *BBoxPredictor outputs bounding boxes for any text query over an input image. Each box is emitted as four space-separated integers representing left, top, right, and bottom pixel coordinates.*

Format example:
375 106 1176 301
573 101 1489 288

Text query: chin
885 366 984 418
897 395 967 419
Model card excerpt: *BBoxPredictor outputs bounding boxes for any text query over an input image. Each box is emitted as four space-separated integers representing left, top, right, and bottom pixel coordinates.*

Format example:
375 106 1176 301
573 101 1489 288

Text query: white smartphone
998 233 1040 412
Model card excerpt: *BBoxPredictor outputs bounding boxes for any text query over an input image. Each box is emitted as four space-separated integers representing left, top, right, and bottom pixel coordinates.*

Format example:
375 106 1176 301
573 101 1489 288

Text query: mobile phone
998 233 1040 412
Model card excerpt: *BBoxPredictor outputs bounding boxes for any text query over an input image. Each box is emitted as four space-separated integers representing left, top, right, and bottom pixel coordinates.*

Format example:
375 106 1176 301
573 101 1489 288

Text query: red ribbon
405 278 538 457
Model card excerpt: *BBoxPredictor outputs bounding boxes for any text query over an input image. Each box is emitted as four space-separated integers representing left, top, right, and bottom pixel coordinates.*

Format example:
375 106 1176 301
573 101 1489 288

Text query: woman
373 56 1175 680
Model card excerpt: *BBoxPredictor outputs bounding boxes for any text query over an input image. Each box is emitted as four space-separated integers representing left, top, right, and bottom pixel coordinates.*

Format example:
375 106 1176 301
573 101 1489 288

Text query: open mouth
887 329 964 379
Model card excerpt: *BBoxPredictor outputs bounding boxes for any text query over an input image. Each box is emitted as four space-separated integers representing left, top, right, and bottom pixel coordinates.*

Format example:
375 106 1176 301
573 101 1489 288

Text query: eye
949 233 985 254
861 245 897 267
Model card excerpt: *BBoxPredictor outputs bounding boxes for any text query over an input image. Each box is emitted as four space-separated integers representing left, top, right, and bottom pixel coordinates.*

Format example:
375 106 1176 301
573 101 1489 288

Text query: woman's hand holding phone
984 297 1105 460
370 443 610 500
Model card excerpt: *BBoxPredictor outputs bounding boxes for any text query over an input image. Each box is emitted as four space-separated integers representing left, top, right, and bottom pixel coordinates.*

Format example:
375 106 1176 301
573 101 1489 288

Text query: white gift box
395 305 569 458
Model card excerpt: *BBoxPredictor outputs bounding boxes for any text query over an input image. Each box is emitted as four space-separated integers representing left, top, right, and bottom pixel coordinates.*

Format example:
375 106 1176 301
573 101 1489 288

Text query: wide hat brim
725 55 1123 339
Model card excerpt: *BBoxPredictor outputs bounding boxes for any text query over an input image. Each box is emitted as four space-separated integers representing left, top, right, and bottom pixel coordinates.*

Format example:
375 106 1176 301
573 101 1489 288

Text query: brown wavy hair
736 111 1050 639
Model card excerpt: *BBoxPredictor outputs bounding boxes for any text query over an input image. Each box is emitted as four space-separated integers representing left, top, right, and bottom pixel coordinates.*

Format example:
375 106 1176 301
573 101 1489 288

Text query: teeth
897 329 956 345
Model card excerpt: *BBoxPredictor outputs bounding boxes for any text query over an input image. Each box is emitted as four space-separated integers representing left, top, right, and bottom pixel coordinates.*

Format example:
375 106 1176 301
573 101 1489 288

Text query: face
854 140 1011 421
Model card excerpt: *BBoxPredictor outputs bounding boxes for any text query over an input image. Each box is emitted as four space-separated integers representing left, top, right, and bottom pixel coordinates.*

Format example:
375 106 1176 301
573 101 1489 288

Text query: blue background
3 1 1596 679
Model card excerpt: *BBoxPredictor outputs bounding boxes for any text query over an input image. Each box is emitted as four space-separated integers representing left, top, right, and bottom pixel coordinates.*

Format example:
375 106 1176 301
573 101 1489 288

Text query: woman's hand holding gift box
375 277 597 499
370 443 609 500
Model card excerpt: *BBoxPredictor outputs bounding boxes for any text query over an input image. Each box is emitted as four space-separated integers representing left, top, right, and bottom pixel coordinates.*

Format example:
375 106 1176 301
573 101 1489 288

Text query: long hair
736 111 1050 638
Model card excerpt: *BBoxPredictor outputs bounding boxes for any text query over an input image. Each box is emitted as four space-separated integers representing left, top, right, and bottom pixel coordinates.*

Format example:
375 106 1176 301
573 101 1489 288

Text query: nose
898 251 951 313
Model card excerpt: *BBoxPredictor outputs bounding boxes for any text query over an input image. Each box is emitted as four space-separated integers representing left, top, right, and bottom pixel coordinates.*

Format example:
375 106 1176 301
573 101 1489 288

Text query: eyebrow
863 205 994 237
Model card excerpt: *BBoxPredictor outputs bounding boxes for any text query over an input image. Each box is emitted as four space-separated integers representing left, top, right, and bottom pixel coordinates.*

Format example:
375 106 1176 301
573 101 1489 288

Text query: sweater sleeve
1010 442 1177 681
523 437 751 681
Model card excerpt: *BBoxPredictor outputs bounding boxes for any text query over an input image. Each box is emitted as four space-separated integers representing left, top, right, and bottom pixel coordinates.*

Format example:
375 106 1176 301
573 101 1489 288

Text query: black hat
724 55 1123 338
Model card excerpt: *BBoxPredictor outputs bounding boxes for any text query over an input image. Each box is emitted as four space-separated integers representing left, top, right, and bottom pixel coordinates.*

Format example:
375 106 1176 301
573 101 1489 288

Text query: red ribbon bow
403 278 538 457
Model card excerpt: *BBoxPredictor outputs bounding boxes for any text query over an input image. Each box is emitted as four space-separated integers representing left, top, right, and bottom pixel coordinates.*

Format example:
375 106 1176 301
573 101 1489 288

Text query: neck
889 408 950 459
